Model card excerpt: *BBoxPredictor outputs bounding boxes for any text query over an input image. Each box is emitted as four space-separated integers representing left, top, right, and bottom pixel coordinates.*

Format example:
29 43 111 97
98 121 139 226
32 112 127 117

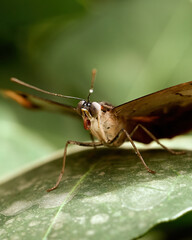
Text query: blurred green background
1 0 192 182
1 0 192 238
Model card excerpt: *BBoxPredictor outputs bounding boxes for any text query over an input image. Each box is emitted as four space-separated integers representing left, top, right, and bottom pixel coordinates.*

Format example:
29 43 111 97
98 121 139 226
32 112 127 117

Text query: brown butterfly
1 69 192 192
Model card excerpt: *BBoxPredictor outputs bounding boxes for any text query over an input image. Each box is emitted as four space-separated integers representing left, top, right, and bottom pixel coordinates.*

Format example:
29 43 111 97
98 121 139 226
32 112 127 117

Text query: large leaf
0 139 192 240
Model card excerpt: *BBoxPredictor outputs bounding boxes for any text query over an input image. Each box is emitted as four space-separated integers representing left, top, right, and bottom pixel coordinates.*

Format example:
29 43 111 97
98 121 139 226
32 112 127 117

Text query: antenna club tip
89 89 93 94
10 77 21 84
10 77 17 82
92 69 97 74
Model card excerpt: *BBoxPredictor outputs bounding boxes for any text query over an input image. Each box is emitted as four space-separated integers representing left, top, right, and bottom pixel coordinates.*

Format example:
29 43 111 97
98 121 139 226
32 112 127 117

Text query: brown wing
1 90 79 118
112 81 192 143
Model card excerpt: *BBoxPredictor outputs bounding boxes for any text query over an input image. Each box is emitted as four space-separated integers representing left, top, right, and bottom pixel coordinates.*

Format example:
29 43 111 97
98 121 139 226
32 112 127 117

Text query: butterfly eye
77 100 85 115
90 102 101 117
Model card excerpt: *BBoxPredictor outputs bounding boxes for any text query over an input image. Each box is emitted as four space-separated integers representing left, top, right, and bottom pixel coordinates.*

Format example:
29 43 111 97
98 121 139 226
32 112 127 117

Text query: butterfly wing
112 81 192 143
1 90 79 118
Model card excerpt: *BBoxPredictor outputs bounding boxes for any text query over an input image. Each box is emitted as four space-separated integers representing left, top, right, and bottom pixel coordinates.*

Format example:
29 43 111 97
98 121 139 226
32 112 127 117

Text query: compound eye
77 100 85 115
90 102 101 117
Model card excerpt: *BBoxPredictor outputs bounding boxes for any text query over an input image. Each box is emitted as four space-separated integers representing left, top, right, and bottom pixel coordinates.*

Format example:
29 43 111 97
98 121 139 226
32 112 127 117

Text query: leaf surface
1 141 192 240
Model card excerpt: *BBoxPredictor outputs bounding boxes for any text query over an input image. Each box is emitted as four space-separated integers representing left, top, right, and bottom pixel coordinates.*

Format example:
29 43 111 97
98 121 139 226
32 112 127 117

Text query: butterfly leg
130 124 185 155
121 129 156 174
90 133 97 149
108 129 155 174
47 140 103 192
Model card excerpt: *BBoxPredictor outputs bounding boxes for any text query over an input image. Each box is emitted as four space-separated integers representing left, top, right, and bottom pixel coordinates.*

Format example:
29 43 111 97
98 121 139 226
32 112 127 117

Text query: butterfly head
77 100 101 130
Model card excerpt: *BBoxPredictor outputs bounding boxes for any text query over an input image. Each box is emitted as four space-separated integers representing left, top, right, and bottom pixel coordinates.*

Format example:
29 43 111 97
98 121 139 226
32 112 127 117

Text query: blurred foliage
139 211 192 240
1 0 192 239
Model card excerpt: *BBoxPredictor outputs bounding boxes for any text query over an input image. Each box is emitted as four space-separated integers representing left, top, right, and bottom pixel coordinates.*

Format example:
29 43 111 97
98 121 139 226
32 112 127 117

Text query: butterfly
1 69 192 192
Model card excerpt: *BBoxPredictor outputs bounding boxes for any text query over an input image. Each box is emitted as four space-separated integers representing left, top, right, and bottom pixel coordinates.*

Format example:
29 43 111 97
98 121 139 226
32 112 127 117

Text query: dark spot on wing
175 92 184 97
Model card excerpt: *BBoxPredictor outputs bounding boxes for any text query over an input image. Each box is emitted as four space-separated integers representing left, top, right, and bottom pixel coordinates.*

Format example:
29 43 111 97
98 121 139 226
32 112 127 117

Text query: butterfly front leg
47 140 103 192
90 133 97 149
129 124 185 155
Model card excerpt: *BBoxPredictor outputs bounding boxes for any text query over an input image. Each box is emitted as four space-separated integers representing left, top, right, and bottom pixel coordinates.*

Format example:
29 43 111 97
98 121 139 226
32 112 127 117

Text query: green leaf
1 140 192 240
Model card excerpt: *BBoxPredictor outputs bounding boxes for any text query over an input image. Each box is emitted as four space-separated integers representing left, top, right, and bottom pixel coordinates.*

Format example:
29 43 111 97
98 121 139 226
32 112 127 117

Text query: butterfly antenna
10 77 84 101
87 69 97 102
